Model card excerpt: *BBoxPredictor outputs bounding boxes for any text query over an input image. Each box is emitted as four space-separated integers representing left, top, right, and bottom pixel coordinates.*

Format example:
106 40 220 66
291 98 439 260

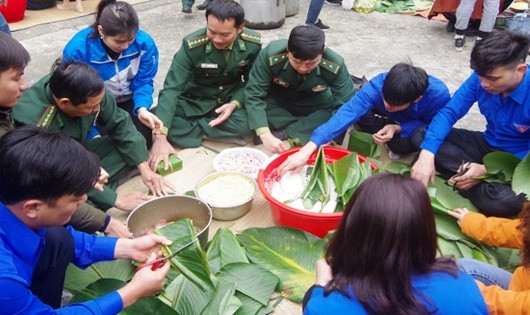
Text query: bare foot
75 0 84 12
56 3 70 10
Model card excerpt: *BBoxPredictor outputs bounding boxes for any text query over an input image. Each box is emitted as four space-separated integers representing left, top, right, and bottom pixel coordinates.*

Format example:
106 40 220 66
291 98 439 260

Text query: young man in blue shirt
411 30 530 217
0 126 171 313
278 63 450 172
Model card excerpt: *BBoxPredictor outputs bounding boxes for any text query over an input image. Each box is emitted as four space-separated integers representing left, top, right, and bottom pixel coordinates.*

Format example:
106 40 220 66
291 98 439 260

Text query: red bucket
257 146 374 238
0 0 26 23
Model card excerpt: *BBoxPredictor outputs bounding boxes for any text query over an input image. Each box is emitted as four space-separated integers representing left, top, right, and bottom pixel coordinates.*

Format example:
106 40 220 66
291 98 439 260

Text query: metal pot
195 172 256 221
126 195 212 248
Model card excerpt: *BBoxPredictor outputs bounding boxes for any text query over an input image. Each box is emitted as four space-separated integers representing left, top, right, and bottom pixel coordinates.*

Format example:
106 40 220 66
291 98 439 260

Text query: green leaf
237 226 326 303
347 130 380 158
234 292 274 315
206 228 249 275
300 146 330 211
64 259 134 293
157 154 183 176
200 280 242 315
430 176 479 212
159 274 213 314
482 151 520 182
512 153 530 196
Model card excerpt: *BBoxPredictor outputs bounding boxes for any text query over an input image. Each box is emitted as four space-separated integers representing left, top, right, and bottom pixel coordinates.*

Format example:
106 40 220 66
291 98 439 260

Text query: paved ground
12 0 487 129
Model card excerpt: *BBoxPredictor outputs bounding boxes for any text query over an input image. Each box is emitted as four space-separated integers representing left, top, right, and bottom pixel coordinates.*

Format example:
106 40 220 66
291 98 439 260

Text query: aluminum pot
126 195 212 248
195 171 257 221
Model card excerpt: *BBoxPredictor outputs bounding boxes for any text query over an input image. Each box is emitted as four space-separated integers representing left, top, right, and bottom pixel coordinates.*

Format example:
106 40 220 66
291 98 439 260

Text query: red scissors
135 238 196 272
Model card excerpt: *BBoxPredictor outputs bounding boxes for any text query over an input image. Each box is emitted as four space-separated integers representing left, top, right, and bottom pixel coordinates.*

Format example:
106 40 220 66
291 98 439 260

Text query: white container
240 0 286 29
285 0 300 17
342 0 354 10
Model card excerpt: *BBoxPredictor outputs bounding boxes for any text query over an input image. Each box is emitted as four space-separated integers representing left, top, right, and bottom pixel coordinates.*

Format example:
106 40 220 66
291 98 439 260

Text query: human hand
114 191 152 212
104 218 133 238
148 135 178 171
315 259 332 286
138 108 164 130
138 162 176 196
447 207 469 226
94 167 110 192
260 132 289 154
117 252 170 308
448 162 486 190
411 150 436 186
278 142 317 176
114 234 172 261
372 124 400 145
208 102 237 127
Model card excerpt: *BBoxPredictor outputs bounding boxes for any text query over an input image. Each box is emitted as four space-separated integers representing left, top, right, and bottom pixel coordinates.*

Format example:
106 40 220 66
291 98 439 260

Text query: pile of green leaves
65 219 280 315
375 0 434 14
478 152 530 197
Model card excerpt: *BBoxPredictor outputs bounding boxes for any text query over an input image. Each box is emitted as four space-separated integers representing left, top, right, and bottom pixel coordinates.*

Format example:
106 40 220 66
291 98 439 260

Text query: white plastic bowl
213 147 269 179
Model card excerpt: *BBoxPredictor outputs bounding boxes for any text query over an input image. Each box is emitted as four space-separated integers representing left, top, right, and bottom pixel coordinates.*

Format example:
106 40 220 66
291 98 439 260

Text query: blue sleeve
131 31 159 114
397 76 451 138
310 74 384 146
63 29 90 62
68 226 118 269
420 73 479 154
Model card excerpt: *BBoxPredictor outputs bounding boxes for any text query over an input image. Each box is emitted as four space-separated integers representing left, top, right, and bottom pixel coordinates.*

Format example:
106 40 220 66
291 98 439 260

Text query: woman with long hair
63 0 162 148
449 203 530 313
303 173 488 314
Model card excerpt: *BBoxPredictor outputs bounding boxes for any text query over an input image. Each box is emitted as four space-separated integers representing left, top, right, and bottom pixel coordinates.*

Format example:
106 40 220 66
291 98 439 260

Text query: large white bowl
213 147 269 179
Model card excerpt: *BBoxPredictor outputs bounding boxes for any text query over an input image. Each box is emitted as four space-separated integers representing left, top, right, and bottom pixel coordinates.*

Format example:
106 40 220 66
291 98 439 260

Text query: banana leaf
64 258 134 293
379 160 411 174
237 226 326 303
200 280 241 315
512 153 530 197
156 219 214 291
69 278 177 314
206 228 249 275
483 151 520 182
300 146 330 211
430 176 479 213
492 247 522 272
159 274 212 314
234 292 274 315
347 130 380 158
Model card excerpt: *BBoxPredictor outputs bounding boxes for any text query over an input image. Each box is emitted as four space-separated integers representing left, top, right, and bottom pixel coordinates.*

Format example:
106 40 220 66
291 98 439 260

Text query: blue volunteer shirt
310 73 451 146
421 69 530 159
0 202 123 314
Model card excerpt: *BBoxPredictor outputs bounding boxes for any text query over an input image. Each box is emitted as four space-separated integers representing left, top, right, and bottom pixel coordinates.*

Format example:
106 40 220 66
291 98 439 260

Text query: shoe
325 0 341 5
446 21 455 33
314 19 329 30
182 5 192 13
454 36 465 52
196 0 211 10
253 129 289 145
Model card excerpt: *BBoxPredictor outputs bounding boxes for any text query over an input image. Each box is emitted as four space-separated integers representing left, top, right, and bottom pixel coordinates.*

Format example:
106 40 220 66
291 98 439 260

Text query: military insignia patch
312 85 328 92
514 122 529 133
187 35 209 50
269 53 288 66
319 58 340 74
37 105 57 128
240 32 263 45
273 77 289 88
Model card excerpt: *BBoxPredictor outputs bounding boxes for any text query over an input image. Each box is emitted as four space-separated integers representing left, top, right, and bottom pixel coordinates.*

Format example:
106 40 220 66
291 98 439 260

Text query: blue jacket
421 69 530 159
0 203 121 314
310 73 451 146
63 27 159 116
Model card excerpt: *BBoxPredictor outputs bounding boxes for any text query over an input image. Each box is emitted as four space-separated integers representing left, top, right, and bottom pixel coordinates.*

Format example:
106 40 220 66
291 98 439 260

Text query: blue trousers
0 13 10 35
305 0 324 24
458 258 512 289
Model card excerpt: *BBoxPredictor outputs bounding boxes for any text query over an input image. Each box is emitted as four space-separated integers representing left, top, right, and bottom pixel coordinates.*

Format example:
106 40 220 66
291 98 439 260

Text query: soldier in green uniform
13 59 174 214
245 25 355 154
0 33 132 237
149 0 262 170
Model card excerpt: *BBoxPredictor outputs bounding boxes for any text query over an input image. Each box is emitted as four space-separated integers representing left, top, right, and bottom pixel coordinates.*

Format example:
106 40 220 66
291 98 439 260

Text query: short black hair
0 126 100 205
0 32 30 73
205 0 244 28
471 30 530 76
288 25 325 60
91 0 139 38
382 63 429 106
49 59 105 106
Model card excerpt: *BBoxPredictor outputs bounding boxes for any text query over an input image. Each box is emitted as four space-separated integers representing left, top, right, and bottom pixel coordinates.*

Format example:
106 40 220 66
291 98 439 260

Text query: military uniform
155 27 262 148
13 75 148 211
245 39 355 143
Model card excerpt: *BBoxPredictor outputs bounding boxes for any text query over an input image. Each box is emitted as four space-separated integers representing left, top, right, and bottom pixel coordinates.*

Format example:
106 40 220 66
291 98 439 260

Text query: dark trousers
31 226 74 308
356 110 418 154
117 99 153 149
412 127 526 217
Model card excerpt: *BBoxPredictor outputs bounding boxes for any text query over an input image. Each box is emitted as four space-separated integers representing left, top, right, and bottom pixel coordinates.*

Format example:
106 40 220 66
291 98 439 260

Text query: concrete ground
13 0 488 130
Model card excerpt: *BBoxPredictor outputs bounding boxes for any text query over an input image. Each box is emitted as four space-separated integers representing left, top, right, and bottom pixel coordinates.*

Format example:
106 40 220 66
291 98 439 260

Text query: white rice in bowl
196 172 256 207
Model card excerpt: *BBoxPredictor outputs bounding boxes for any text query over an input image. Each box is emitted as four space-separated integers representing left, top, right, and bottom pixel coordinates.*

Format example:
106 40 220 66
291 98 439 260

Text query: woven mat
10 0 151 32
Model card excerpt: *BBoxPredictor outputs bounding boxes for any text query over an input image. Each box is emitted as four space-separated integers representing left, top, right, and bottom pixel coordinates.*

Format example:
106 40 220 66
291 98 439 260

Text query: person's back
303 173 488 315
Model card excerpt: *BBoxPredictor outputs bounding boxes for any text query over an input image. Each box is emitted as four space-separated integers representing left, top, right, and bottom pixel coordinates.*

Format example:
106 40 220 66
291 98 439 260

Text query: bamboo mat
9 0 151 31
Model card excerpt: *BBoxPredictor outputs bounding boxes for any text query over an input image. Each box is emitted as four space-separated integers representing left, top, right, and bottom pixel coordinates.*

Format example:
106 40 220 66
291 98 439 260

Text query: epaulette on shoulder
268 53 288 67
187 35 210 50
37 105 57 128
240 32 262 45
319 58 340 75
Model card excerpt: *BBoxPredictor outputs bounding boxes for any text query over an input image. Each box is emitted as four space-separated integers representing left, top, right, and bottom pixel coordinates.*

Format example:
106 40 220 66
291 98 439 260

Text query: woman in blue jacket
63 0 161 147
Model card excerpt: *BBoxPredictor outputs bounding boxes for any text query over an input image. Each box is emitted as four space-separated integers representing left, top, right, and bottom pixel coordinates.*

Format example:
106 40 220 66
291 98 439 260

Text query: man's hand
114 191 152 212
448 162 486 190
372 124 400 145
104 218 133 238
148 135 179 171
138 108 164 130
114 233 172 261
315 259 332 286
94 167 110 192
137 162 176 196
260 131 289 154
411 150 436 186
278 142 317 176
447 207 469 226
208 102 238 127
